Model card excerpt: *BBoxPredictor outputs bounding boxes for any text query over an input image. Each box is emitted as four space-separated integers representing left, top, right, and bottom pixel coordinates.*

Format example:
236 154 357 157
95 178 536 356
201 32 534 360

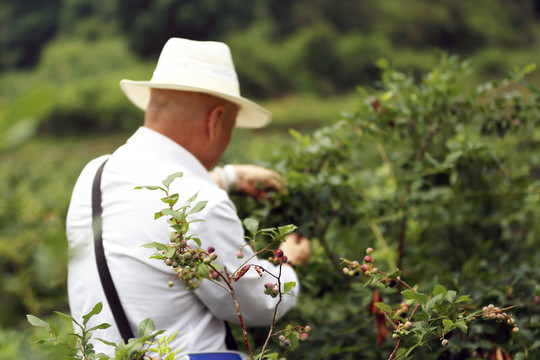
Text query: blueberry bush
233 55 540 359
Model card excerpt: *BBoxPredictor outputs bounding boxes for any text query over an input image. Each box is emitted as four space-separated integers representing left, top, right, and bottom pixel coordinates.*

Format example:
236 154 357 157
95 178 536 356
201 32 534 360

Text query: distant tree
0 0 61 70
116 0 259 58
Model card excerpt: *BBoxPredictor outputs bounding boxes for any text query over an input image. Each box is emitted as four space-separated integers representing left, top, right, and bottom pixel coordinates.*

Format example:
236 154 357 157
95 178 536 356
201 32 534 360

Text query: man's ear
205 105 225 141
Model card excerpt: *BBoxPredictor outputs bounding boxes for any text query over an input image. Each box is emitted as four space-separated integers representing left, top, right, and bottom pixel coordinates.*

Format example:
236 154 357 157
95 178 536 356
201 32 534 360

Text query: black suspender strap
92 159 135 343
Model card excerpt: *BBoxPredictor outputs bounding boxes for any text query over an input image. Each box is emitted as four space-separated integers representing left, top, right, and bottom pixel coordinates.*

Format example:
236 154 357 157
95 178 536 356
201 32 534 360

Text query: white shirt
66 127 299 356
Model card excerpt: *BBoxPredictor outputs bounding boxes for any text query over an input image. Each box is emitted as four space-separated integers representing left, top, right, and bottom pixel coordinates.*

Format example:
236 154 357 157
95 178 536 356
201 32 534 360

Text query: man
66 38 311 357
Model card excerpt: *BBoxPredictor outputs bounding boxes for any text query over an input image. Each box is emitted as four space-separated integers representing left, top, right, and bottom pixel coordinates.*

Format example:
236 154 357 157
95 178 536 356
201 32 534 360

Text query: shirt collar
127 126 215 183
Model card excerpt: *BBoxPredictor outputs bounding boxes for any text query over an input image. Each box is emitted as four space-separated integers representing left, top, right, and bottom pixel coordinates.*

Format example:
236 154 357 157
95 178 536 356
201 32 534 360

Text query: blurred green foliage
231 56 540 359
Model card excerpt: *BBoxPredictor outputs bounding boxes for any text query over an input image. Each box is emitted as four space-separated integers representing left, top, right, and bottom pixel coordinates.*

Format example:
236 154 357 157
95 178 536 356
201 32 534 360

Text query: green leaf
96 338 117 347
162 172 183 187
161 208 184 221
137 318 156 338
134 185 164 191
456 321 468 334
191 237 202 248
445 290 457 303
284 281 296 293
188 201 208 215
164 248 176 258
27 315 53 334
141 242 168 251
278 224 298 237
425 293 443 314
374 302 393 313
395 345 417 359
455 295 473 303
196 263 210 279
87 323 112 332
53 311 73 322
243 218 259 235
186 192 198 203
442 319 454 332
154 211 164 220
83 302 103 325
432 284 447 298
161 193 179 207
402 290 428 305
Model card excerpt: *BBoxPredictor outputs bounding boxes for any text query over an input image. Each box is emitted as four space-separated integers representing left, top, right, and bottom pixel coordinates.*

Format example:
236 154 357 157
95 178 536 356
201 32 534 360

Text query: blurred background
1 0 540 359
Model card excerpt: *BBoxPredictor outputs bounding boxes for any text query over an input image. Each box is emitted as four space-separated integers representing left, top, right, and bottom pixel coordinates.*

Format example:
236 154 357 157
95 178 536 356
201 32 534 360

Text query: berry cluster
162 232 219 290
481 304 519 333
277 325 311 348
269 249 288 265
342 248 378 276
392 318 412 339
264 282 279 298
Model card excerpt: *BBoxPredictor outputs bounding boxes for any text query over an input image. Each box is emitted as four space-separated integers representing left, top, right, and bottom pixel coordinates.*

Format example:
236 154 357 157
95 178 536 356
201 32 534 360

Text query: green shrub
234 55 540 359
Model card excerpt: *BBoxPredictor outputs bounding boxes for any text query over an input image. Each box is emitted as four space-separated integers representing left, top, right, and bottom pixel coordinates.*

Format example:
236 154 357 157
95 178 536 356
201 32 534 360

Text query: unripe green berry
441 339 449 346
168 281 174 288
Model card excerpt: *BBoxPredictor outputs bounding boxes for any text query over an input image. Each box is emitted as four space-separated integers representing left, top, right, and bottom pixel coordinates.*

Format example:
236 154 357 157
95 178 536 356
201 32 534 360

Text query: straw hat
120 38 271 128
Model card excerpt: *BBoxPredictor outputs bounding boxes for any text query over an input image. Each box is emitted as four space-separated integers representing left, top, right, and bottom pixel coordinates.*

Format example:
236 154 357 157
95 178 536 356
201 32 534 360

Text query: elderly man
66 38 310 358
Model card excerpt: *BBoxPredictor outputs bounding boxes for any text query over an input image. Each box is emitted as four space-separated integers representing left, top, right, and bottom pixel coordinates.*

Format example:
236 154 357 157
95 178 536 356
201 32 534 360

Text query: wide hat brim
120 80 272 129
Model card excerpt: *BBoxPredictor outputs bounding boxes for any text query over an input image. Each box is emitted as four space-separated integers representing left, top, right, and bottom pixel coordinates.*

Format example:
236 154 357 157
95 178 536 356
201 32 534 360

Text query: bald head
144 89 239 169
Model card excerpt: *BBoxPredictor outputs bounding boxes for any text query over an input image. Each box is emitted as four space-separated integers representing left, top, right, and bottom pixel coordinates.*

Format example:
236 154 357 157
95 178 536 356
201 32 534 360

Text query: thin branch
388 338 402 360
223 268 254 360
259 265 284 359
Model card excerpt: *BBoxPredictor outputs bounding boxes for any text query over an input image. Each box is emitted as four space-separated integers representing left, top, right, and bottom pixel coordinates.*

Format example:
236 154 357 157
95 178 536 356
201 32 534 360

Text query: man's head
120 38 271 129
144 89 239 169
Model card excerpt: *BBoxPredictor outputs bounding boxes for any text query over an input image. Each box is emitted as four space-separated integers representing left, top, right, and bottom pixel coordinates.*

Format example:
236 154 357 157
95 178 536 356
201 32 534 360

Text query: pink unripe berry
441 339 449 346
281 255 288 263
304 326 311 333
237 251 244 259
299 332 309 341
278 335 285 341
284 339 291 346
364 255 373 263
343 267 350 275
512 327 520 333
366 247 374 254
404 321 412 330
207 246 215 253
361 264 369 272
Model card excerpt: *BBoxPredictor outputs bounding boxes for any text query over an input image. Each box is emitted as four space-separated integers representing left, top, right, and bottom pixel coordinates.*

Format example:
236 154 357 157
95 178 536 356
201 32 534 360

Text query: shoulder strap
92 159 135 343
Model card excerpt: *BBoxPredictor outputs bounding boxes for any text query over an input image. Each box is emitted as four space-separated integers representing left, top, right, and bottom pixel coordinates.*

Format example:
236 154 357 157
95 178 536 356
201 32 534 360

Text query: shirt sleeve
189 197 300 327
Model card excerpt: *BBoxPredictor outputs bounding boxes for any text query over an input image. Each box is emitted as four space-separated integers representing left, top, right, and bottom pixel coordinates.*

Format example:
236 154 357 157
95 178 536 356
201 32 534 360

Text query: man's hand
279 233 311 267
211 164 285 198
234 164 285 198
